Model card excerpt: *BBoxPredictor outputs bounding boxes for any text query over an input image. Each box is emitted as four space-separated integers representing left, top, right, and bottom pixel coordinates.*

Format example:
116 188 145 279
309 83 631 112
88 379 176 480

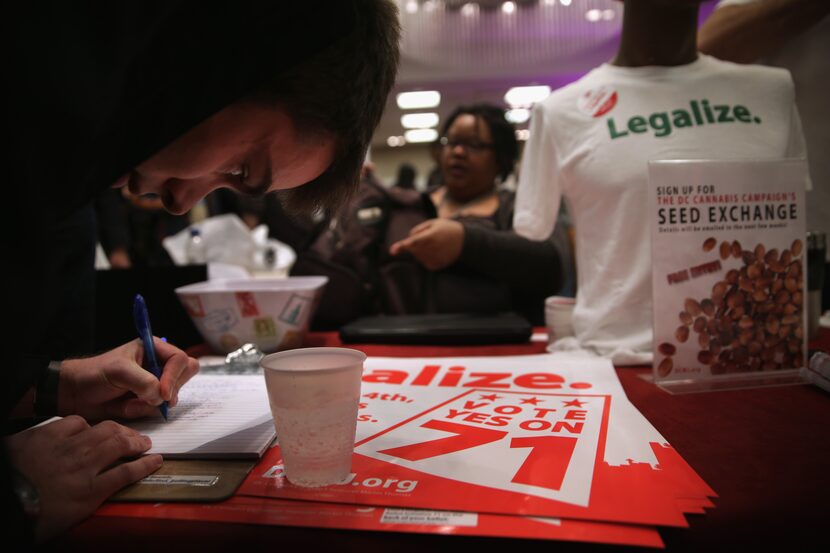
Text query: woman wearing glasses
294 103 572 327
385 103 573 324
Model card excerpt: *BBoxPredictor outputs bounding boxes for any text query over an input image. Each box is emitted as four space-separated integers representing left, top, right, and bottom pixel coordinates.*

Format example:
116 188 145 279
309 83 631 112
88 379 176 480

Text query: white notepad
124 374 276 459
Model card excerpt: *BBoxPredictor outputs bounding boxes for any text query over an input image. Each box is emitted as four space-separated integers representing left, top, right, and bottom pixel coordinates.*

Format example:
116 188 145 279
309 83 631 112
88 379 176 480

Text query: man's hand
389 218 465 271
5 416 162 542
59 339 199 422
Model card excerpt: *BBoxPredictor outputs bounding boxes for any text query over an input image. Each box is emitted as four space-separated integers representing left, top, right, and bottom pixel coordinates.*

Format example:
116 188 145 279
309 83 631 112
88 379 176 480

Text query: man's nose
162 182 212 215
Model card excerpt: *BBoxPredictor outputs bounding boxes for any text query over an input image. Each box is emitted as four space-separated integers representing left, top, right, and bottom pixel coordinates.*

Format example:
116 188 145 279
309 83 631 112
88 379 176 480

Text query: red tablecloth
52 329 830 552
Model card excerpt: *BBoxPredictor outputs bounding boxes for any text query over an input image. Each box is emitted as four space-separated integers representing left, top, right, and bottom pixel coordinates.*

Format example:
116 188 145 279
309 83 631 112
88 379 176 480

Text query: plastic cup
545 295 576 345
261 347 366 487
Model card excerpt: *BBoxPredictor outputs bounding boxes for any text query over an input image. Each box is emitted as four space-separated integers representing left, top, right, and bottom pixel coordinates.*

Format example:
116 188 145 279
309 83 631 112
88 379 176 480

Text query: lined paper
125 374 276 459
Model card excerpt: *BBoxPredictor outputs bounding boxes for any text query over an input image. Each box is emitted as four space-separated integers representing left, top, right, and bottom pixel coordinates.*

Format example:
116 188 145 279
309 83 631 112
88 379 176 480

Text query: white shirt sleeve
514 102 562 240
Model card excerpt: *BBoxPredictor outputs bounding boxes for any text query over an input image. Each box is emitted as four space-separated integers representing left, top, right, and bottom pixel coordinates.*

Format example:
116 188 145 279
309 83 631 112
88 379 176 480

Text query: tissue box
175 277 327 354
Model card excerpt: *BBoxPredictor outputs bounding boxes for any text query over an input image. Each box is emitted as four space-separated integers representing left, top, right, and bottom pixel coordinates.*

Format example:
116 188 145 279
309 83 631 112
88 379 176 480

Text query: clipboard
109 459 256 502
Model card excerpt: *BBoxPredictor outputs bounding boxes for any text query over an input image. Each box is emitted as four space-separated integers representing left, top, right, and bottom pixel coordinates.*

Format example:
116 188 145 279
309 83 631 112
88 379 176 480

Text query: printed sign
239 355 714 528
359 390 606 507
649 159 808 385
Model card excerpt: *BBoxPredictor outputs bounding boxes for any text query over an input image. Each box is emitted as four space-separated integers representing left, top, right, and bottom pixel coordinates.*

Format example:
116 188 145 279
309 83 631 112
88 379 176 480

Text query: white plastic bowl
175 276 328 354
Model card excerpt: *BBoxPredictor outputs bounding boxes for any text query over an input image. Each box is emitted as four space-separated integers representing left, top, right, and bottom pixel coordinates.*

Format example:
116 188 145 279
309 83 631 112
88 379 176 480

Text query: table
49 329 830 552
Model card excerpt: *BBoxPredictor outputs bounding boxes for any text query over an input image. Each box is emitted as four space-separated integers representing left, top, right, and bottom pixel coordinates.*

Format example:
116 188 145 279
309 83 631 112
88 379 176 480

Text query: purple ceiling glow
375 0 721 147
398 0 624 83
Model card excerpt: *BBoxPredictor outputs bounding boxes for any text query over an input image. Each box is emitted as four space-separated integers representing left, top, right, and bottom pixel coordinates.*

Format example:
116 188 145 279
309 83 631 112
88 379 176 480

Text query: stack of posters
101 354 715 548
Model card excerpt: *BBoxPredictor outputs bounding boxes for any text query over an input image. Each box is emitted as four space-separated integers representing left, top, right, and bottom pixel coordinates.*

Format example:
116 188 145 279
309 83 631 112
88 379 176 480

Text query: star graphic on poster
563 399 587 407
519 397 543 405
479 393 502 402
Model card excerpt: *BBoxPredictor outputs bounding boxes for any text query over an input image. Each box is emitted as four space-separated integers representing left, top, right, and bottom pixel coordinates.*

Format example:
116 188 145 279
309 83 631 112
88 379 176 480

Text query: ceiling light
515 129 531 141
560 0 571 6
405 0 418 14
404 128 439 143
505 108 530 124
603 9 616 21
586 9 602 22
504 85 551 108
543 0 557 6
502 2 516 15
460 3 479 17
396 90 441 110
401 112 440 129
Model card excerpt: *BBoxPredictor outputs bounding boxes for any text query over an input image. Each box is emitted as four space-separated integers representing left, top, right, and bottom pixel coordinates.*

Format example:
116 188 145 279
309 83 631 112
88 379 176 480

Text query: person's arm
57 338 200 421
5 416 162 543
698 0 830 63
388 218 565 296
11 338 199 422
459 224 563 296
3 339 199 542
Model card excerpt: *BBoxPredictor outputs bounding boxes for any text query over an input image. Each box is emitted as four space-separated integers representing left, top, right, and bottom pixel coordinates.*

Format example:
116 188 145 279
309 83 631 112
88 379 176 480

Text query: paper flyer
123 374 275 459
649 159 808 385
238 355 714 527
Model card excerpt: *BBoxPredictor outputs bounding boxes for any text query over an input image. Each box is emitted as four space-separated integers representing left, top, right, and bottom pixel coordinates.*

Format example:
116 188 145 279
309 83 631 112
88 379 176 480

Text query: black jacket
4 1 354 544
294 180 570 328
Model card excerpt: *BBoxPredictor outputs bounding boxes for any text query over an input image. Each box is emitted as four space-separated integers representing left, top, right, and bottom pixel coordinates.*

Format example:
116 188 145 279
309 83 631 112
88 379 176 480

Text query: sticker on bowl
279 294 310 325
254 317 278 338
235 292 261 317
577 86 618 118
220 333 242 352
204 309 239 333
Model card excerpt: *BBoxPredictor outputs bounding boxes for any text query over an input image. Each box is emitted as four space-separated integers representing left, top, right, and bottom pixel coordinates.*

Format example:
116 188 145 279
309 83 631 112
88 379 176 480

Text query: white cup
261 347 366 487
545 296 576 345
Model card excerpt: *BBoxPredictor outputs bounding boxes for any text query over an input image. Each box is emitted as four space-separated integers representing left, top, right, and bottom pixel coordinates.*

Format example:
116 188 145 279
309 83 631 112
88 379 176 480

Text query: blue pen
133 294 169 420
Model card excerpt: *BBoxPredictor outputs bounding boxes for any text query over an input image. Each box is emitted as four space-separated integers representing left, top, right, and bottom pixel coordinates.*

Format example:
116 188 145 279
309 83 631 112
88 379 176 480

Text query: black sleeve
94 188 130 255
458 224 564 297
0 444 34 547
3 355 49 422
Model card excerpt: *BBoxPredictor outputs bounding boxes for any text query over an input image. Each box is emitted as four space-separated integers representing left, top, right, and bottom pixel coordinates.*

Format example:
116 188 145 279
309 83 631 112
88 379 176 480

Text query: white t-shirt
717 0 830 259
515 54 807 365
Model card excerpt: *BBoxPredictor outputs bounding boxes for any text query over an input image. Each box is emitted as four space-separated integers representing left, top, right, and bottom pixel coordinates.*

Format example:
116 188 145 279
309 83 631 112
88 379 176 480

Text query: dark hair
257 0 400 214
440 103 518 182
395 163 417 190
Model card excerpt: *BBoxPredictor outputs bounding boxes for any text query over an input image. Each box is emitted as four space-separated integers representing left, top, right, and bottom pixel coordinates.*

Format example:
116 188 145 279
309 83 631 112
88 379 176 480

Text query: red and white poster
99 497 664 548
239 355 714 528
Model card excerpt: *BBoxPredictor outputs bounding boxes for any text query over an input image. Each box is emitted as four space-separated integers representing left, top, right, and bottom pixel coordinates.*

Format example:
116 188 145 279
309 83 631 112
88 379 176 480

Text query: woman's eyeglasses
439 136 495 153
